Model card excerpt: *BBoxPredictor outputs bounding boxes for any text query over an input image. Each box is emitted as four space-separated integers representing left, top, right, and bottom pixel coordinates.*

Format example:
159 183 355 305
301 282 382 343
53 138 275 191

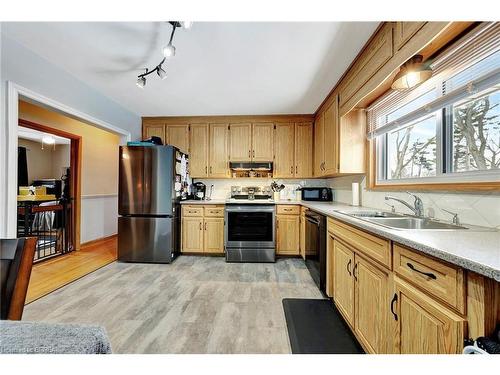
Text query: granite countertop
179 199 500 281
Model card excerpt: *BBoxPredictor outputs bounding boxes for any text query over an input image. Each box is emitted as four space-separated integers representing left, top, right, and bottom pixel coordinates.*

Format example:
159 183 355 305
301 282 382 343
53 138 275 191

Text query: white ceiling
3 22 379 117
18 126 71 145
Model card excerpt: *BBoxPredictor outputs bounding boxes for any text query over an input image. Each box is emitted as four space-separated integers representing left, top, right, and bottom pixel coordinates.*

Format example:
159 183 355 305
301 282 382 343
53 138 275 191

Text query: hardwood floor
26 235 117 304
23 256 322 353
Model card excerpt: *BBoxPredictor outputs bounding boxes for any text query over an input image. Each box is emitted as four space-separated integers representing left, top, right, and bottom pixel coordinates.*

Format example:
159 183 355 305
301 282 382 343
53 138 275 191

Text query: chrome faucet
385 192 424 217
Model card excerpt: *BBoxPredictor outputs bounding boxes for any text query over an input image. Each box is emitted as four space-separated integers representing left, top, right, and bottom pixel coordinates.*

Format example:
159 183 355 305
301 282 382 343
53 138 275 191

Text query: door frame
18 119 82 250
2 81 131 239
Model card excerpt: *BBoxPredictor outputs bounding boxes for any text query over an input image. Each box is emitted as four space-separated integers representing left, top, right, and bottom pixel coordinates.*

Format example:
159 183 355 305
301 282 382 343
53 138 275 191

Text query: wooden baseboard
80 234 117 249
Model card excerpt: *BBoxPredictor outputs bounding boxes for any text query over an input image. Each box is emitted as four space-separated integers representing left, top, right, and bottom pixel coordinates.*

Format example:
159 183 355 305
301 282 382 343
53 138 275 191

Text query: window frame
370 65 500 192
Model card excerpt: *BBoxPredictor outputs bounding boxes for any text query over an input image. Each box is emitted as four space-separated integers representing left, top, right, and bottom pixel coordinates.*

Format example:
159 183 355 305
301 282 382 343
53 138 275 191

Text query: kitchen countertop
179 199 500 281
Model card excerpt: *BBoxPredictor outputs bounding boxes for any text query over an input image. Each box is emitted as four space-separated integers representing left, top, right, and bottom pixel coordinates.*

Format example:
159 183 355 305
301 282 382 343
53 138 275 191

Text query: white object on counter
273 192 280 201
295 190 301 201
352 182 360 206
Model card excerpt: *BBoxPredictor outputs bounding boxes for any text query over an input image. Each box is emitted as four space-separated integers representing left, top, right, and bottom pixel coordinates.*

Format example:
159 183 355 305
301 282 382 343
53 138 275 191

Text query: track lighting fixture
391 55 433 91
136 21 191 88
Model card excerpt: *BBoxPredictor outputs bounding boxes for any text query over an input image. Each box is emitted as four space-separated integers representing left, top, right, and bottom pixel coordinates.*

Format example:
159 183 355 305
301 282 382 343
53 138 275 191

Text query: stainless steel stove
225 186 276 263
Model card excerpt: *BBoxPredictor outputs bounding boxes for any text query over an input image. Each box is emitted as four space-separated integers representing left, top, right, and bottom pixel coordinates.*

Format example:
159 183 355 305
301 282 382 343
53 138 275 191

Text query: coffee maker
192 182 206 200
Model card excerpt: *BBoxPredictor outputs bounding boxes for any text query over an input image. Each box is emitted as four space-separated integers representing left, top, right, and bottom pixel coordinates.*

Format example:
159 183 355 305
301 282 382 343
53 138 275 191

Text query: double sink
336 210 470 230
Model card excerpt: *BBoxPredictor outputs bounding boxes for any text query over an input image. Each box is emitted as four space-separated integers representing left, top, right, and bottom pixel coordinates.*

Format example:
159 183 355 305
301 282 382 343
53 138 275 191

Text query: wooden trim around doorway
18 119 82 250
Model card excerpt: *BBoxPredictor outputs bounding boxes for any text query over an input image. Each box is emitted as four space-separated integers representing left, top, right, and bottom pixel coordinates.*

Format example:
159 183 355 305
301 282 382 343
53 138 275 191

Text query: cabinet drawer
182 205 203 217
393 244 465 314
328 218 391 268
277 205 300 215
204 206 225 217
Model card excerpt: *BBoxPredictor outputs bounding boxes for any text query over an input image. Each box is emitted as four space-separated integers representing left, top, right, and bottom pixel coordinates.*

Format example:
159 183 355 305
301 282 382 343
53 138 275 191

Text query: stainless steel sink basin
337 210 403 218
364 217 468 230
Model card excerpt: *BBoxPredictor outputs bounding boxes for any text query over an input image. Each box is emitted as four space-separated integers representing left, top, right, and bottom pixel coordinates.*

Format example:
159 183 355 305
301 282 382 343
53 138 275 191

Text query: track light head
157 66 167 80
136 76 146 89
163 43 176 58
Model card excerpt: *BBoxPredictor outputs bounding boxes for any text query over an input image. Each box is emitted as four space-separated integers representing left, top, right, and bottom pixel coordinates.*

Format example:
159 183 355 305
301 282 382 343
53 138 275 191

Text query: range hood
230 162 273 171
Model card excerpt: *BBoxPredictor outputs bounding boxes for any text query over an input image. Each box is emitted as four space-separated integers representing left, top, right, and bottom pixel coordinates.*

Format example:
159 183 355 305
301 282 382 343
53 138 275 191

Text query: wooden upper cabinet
394 22 426 51
274 123 295 178
338 109 366 174
189 124 209 177
314 113 325 176
323 98 339 175
354 255 389 354
392 276 465 354
229 123 252 161
339 23 393 114
295 122 313 178
143 123 165 142
252 123 274 161
165 124 189 153
209 123 230 178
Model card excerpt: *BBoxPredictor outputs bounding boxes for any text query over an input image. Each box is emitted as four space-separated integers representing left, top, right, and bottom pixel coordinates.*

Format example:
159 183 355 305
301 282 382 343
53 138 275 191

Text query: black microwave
301 187 333 201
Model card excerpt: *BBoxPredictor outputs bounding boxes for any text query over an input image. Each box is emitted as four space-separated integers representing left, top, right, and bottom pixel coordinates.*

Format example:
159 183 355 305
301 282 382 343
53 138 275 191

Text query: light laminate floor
23 256 323 353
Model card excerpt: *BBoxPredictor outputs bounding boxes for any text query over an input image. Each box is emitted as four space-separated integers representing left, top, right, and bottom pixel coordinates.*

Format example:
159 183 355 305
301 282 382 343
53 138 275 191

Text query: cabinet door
392 276 465 354
144 124 165 143
394 22 426 51
189 124 209 177
323 98 338 175
209 124 230 177
333 240 355 327
295 122 313 178
204 217 224 254
354 255 389 354
252 123 274 161
314 113 324 176
276 215 300 255
182 217 204 253
165 124 189 153
274 123 295 178
229 123 252 161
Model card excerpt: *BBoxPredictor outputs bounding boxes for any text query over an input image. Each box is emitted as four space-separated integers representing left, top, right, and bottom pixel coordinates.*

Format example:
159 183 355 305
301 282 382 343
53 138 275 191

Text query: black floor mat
282 298 364 354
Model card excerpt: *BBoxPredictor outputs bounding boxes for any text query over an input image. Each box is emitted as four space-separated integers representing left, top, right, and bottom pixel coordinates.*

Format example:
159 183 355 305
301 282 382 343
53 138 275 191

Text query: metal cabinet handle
210 166 213 174
390 293 398 321
290 166 293 174
406 262 437 280
205 166 207 174
353 262 358 281
347 259 352 276
295 166 298 174
253 150 255 157
188 210 197 213
204 222 207 230
199 222 202 230
248 150 251 158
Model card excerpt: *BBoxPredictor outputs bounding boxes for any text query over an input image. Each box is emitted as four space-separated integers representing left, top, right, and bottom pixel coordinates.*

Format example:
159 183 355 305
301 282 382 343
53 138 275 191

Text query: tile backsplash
327 175 500 229
193 178 326 200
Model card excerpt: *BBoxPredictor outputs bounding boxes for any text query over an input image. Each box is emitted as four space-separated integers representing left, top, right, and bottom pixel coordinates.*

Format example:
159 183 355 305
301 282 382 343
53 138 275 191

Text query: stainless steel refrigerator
117 145 188 263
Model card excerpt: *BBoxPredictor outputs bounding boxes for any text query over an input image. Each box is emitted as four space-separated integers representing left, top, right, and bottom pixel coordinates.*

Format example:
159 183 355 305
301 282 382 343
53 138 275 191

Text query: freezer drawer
118 216 177 263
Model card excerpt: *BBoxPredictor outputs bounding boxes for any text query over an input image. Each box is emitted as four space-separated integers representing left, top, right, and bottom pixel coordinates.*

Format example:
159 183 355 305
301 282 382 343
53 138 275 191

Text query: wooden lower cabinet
392 276 466 354
333 240 355 327
181 217 204 253
204 217 224 253
276 214 300 256
181 205 224 254
299 207 307 260
355 255 389 354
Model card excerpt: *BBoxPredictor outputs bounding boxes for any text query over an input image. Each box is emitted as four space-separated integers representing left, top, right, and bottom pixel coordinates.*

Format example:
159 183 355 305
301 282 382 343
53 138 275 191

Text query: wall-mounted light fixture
136 21 192 89
391 55 433 91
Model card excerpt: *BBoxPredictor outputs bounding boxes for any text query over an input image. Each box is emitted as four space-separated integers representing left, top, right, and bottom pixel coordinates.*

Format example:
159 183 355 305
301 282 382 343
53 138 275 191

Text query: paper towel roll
352 182 360 206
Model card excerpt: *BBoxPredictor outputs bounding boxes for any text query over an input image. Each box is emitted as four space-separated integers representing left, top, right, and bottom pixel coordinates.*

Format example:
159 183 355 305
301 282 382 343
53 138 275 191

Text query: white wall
327 175 500 229
0 31 141 238
81 195 118 243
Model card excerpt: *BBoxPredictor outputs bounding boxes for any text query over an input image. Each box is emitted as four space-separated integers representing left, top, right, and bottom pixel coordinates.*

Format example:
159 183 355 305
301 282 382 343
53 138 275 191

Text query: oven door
225 205 275 248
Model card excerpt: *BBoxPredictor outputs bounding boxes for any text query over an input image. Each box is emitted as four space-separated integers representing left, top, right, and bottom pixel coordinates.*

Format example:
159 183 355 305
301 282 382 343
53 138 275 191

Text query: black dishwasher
304 210 326 293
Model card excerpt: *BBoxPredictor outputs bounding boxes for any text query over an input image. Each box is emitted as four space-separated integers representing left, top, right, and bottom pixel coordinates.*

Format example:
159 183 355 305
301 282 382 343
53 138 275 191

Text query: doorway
17 119 82 261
